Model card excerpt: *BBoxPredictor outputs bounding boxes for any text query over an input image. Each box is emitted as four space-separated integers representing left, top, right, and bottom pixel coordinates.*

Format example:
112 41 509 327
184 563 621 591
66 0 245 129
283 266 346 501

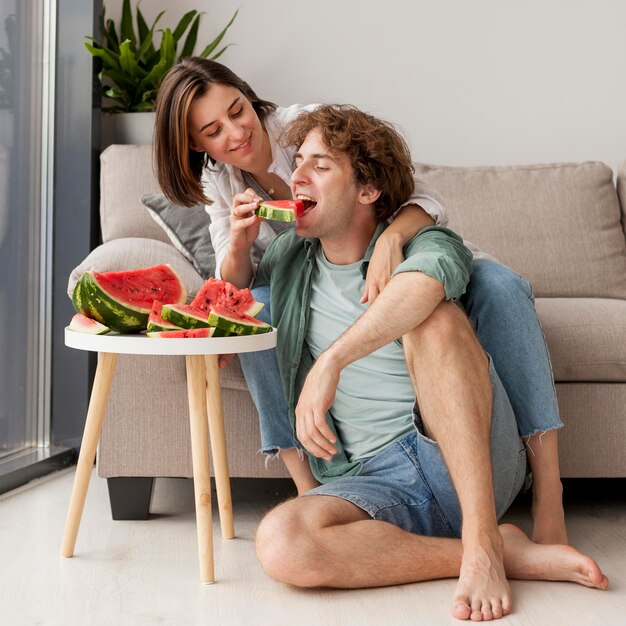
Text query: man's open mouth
296 194 317 216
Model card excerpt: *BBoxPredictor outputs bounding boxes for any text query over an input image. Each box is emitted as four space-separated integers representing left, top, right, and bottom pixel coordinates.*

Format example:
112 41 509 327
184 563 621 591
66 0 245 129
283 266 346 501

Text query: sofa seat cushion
536 298 626 382
415 161 626 299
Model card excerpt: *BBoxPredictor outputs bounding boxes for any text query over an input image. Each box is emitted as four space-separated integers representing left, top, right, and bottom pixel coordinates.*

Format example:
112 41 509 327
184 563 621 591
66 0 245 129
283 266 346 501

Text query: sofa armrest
67 237 205 300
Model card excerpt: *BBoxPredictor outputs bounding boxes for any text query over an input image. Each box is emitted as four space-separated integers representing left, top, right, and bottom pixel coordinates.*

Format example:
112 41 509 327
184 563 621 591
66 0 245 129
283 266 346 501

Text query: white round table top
65 327 277 356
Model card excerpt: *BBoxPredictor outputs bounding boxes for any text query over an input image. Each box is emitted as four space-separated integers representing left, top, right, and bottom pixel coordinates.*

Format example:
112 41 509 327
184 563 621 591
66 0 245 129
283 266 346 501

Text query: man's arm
295 227 473 460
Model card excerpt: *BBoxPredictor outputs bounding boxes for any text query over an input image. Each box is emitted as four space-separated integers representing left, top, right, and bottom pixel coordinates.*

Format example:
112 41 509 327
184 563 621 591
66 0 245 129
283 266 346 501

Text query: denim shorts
304 357 527 538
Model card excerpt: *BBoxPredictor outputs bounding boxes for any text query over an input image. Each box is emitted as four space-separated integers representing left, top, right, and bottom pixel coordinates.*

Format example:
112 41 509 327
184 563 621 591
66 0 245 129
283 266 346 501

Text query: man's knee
404 301 477 360
255 499 325 587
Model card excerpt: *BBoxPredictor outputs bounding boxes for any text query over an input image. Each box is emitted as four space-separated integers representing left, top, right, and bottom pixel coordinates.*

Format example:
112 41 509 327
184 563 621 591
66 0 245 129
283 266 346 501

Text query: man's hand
295 354 339 461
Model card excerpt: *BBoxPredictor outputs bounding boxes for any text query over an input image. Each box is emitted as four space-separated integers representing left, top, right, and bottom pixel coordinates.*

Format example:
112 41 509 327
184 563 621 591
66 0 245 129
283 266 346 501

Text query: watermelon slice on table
161 303 212 330
207 304 271 336
72 264 186 333
255 199 304 222
147 301 182 332
191 277 263 316
147 328 216 339
68 313 110 335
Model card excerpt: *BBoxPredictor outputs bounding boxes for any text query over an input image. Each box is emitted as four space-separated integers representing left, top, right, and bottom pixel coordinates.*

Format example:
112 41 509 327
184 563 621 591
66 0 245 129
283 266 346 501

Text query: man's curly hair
280 104 415 222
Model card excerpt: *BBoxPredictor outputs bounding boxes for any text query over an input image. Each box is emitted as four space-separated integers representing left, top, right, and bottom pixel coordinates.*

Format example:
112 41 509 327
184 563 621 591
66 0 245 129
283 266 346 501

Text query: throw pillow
142 193 216 279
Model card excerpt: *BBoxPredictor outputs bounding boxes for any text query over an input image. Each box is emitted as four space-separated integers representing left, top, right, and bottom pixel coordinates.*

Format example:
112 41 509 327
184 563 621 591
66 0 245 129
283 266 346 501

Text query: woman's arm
362 203 435 303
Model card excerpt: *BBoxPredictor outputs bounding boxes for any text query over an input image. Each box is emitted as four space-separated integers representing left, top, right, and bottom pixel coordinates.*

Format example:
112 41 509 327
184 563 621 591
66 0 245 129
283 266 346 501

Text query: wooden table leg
204 354 235 540
61 351 118 558
185 355 215 584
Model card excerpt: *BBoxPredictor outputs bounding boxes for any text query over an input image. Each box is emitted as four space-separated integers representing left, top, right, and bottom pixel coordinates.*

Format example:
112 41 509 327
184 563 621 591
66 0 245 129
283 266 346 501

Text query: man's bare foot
451 533 511 621
531 494 568 545
500 524 609 589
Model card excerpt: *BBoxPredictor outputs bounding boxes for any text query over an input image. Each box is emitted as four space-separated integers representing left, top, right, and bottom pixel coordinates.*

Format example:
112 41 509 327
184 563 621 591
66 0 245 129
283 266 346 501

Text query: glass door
0 0 52 460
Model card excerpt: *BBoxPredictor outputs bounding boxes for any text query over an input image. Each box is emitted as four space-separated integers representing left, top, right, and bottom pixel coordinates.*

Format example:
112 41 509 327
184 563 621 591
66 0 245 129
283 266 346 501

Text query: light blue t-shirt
306 247 416 462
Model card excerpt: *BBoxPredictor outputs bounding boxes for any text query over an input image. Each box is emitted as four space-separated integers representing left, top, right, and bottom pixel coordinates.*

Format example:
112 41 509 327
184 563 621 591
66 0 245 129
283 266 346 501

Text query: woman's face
187 83 267 171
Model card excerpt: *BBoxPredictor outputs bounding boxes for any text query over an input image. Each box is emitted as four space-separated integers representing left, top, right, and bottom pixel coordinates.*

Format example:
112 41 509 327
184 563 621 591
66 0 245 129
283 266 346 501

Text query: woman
154 57 567 545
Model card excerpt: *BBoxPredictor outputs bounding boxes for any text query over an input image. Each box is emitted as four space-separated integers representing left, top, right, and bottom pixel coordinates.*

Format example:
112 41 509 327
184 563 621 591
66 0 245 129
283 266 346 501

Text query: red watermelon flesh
147 327 215 339
191 277 263 316
147 301 181 332
92 264 186 313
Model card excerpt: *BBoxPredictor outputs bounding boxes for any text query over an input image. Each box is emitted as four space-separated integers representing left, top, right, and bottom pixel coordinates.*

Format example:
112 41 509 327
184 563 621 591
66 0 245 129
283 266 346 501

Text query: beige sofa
69 145 626 518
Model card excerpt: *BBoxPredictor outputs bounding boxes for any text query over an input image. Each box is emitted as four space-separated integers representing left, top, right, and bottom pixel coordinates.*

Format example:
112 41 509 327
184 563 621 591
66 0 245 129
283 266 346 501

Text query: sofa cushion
535 298 626 382
100 145 166 243
67 237 205 300
415 162 626 299
142 193 216 279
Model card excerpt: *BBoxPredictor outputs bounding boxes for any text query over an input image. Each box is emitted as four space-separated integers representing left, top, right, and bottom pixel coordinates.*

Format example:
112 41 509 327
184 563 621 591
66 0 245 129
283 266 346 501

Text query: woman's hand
361 231 404 304
229 188 263 253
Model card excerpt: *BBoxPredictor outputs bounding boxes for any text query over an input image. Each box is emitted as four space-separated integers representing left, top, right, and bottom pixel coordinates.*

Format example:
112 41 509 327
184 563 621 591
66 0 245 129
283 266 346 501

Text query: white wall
105 0 626 172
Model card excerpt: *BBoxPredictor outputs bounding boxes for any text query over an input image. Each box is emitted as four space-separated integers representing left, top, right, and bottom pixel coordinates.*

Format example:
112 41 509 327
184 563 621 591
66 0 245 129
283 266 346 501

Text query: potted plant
85 0 237 145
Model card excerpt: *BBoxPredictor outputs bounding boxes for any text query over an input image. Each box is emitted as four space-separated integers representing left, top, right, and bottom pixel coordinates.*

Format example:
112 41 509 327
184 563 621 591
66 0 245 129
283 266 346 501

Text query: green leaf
208 43 234 61
120 0 136 52
172 10 197 42
103 18 120 54
118 39 140 80
84 41 121 71
179 13 200 60
136 6 149 44
198 9 238 58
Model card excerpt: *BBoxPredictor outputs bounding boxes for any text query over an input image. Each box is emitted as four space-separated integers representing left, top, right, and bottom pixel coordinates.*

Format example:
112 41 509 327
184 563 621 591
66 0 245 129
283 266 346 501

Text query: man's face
290 129 361 240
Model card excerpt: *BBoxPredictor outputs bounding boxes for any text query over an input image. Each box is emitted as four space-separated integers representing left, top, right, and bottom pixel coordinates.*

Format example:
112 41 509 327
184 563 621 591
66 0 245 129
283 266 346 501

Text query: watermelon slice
255 200 304 222
72 264 186 333
207 304 271 336
68 313 110 335
147 328 216 339
147 301 182 332
191 277 264 316
161 303 212 329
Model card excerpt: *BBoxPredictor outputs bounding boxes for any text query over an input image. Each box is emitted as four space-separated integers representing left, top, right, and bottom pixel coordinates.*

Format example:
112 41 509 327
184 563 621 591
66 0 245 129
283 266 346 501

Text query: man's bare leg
524 429 568 544
280 448 320 495
255 495 608 598
403 302 511 621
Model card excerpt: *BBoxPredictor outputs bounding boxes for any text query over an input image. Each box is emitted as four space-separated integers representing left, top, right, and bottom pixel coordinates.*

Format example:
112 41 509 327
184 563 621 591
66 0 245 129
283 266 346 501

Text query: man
251 105 607 621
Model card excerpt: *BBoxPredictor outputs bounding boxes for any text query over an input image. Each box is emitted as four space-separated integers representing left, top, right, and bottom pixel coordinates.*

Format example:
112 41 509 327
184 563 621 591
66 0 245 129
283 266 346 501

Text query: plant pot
101 112 156 148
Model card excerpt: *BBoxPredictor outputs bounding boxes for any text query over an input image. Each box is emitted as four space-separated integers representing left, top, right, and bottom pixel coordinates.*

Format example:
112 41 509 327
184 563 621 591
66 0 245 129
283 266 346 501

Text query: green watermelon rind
161 304 211 329
255 204 296 223
146 319 182 332
207 309 271 336
76 273 148 332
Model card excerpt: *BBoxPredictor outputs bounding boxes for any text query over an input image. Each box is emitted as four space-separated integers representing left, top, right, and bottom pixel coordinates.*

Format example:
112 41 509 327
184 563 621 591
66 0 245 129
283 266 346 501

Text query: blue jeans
461 259 563 438
238 284 300 454
241 259 563 456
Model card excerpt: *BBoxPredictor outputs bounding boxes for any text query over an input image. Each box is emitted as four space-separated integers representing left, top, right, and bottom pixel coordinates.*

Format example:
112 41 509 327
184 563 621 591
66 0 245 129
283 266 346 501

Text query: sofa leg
107 477 154 520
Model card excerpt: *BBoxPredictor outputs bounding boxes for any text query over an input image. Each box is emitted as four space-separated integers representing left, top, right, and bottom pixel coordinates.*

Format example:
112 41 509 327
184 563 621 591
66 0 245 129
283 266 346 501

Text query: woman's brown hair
154 57 276 207
280 104 415 222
